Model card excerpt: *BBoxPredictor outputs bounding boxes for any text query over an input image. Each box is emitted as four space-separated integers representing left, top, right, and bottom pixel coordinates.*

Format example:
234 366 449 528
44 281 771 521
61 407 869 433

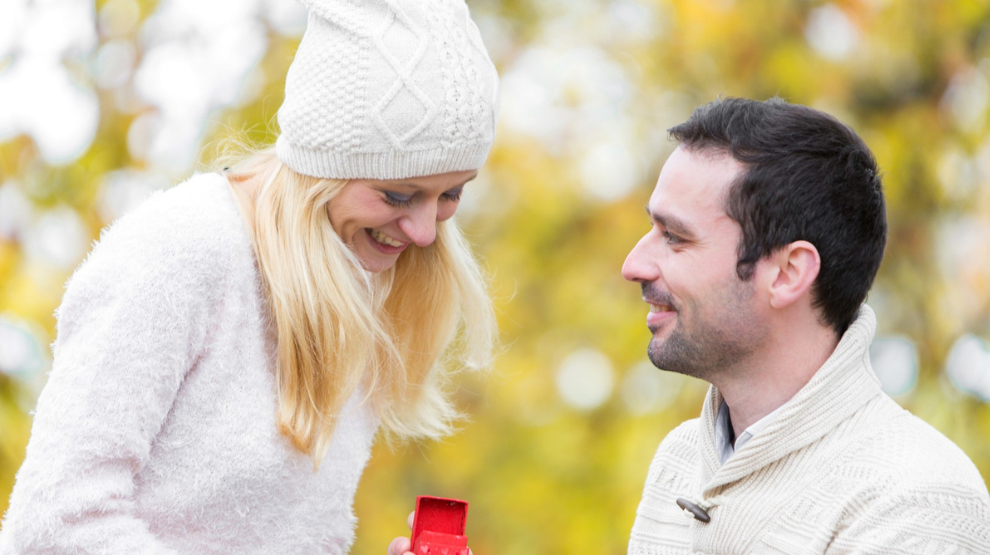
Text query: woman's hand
387 512 415 555
385 509 475 555
387 536 413 555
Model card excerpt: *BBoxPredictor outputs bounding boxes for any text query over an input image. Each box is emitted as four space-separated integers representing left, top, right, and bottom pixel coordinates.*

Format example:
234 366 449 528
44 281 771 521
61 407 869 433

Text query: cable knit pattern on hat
0 173 378 555
275 0 499 180
628 306 990 554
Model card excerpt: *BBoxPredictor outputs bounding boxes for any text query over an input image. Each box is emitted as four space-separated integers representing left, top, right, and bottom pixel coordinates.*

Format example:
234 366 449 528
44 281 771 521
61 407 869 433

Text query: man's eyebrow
644 205 697 238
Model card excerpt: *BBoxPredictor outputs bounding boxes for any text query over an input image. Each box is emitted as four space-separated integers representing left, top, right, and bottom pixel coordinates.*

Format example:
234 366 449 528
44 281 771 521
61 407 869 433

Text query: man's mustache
640 283 677 310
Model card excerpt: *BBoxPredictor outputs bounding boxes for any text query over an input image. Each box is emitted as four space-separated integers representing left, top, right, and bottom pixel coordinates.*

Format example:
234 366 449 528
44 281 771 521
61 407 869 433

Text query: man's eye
662 231 682 245
383 191 413 207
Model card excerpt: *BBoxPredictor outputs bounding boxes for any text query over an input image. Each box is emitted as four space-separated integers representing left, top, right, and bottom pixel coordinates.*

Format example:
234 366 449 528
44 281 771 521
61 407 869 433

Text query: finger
407 510 415 530
387 536 411 555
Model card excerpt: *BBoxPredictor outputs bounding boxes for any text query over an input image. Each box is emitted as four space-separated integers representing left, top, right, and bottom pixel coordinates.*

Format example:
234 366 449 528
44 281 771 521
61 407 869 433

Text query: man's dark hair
668 97 887 335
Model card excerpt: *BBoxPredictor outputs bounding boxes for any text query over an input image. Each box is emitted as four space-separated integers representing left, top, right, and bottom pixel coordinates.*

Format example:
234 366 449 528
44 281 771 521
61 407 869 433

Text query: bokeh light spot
869 336 918 398
556 348 615 411
620 360 684 415
946 334 990 402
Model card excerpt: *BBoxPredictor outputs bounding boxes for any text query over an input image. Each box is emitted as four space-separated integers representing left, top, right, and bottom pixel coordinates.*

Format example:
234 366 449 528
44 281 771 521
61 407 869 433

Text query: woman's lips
366 228 408 254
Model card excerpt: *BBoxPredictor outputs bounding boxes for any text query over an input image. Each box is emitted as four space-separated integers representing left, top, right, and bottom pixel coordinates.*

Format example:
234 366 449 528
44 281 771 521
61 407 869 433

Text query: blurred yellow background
2 1 990 554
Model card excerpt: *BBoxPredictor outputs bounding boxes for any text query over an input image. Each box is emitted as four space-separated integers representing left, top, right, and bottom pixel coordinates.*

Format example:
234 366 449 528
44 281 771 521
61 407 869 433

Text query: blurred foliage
2 0 990 554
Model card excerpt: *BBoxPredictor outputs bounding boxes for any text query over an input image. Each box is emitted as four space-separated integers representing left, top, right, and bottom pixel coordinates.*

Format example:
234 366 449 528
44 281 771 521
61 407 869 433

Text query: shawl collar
697 305 884 495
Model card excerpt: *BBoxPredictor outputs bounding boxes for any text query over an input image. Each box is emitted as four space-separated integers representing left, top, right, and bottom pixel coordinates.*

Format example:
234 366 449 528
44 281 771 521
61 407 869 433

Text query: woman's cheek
436 202 459 222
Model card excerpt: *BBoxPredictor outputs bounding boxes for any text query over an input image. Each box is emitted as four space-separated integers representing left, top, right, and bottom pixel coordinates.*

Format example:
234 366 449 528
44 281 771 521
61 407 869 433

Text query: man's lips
645 300 676 328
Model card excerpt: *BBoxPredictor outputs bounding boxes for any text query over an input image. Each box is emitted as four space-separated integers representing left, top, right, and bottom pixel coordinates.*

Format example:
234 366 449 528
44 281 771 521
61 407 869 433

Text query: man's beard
644 277 766 382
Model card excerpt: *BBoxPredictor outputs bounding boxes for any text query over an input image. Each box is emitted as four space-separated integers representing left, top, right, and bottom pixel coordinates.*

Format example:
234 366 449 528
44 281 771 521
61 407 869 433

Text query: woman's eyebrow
390 173 478 191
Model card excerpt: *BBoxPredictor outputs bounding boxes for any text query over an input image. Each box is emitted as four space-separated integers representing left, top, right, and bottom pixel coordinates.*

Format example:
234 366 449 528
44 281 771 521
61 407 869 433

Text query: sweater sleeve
824 422 990 555
826 486 990 554
0 185 233 555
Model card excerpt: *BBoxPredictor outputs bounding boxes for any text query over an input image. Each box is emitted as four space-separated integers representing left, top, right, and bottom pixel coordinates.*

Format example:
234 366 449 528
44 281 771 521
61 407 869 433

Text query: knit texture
628 306 990 555
275 0 499 180
0 173 379 555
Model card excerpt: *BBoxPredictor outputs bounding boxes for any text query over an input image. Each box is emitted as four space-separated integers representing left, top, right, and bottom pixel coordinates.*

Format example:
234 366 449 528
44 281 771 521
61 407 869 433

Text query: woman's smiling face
327 170 477 273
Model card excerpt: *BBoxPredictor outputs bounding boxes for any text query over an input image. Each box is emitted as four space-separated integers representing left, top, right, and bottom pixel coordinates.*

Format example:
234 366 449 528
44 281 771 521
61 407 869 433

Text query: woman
0 0 498 553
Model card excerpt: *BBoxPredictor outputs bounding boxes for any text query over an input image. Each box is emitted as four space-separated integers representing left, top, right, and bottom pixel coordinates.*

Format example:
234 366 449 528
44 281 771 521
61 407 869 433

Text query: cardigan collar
696 304 883 494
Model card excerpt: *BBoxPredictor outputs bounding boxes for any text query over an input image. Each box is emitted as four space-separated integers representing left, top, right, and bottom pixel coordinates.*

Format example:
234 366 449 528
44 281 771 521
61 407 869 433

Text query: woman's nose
398 204 438 247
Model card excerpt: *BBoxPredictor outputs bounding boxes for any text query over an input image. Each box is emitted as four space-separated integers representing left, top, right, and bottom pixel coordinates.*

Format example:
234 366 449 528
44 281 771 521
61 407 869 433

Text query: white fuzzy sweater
629 306 990 554
0 173 379 554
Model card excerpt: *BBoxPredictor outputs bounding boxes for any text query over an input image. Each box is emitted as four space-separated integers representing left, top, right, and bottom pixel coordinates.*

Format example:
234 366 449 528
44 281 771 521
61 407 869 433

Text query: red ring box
410 496 469 555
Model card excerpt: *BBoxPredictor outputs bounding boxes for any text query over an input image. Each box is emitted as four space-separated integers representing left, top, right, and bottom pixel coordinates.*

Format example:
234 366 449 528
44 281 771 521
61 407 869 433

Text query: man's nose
398 204 438 247
622 235 659 283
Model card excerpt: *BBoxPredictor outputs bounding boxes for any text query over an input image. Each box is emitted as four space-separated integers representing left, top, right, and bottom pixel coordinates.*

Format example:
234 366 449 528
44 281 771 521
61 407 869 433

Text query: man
622 97 990 554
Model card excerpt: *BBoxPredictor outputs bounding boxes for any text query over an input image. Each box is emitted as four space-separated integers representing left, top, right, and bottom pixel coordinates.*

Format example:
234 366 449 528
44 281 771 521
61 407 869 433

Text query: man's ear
766 241 820 309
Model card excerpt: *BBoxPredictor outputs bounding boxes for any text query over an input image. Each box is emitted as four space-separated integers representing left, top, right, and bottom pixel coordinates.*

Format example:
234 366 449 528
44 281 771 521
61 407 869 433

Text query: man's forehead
648 146 742 224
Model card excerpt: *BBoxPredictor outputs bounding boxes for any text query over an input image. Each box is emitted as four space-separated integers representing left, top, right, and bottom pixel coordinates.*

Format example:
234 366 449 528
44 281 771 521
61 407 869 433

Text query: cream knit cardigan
0 173 378 555
629 306 990 554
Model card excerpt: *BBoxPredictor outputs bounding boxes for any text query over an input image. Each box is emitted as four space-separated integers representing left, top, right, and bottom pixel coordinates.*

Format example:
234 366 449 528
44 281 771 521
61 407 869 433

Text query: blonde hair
223 149 495 467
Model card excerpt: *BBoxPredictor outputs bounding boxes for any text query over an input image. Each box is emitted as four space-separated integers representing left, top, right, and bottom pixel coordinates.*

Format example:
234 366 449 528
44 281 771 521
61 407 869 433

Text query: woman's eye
383 191 413 207
441 188 463 202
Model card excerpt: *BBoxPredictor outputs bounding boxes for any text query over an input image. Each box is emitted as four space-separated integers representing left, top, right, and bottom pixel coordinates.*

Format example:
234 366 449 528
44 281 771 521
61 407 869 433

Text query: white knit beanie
275 0 499 180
